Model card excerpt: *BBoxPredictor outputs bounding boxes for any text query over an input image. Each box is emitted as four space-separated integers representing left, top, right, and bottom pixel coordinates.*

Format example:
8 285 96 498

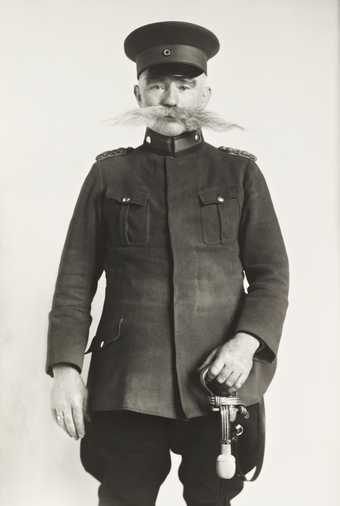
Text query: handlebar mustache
104 106 243 132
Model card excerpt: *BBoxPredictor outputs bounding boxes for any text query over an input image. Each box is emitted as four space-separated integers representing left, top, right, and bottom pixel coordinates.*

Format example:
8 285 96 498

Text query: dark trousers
80 405 259 506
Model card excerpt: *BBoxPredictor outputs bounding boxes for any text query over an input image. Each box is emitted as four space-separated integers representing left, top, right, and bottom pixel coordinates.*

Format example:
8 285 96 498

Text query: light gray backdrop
0 1 339 505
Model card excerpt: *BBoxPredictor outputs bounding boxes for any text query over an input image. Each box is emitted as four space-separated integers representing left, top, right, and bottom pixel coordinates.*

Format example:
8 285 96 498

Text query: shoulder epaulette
96 147 133 162
218 146 257 162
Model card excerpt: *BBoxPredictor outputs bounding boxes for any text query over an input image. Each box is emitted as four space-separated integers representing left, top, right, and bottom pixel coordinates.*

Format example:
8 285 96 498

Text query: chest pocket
104 188 150 246
198 186 239 245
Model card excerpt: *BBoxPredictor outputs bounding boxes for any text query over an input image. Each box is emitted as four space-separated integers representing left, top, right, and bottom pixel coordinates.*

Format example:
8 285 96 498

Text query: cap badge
162 48 172 56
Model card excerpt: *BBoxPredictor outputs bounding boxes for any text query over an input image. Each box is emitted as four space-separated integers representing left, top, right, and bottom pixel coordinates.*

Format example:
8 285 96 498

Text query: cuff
236 330 276 362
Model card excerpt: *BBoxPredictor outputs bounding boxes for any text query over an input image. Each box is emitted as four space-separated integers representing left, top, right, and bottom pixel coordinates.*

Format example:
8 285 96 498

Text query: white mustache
104 106 244 132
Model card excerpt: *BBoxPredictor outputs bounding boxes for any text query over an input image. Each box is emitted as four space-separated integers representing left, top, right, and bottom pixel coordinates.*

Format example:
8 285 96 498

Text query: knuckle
225 361 234 371
219 352 229 363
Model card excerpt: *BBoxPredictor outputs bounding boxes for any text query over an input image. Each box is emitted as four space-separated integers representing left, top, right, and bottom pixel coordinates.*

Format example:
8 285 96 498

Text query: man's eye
149 84 163 90
179 85 190 91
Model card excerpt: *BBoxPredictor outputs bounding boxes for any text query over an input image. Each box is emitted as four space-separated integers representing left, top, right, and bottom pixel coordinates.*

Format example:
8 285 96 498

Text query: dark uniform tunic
46 128 289 420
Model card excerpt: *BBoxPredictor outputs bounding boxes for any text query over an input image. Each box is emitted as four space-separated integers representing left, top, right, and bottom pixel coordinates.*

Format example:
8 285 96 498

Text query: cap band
136 44 207 77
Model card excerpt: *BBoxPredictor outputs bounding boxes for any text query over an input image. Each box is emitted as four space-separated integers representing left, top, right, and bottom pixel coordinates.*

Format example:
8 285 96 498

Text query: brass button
162 48 172 56
121 196 131 203
100 340 105 349
217 196 224 203
145 135 151 144
194 133 200 141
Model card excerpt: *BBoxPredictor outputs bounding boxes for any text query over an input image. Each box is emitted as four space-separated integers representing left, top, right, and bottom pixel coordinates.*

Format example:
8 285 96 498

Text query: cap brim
139 63 204 79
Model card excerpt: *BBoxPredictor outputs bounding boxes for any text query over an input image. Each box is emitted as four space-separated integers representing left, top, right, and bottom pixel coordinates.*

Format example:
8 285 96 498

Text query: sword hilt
199 365 249 479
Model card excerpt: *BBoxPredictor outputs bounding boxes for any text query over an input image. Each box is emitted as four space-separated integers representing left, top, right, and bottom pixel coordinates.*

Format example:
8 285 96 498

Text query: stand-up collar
143 127 204 156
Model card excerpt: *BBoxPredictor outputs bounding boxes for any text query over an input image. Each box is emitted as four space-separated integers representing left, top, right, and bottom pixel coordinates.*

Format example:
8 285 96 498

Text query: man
46 21 289 506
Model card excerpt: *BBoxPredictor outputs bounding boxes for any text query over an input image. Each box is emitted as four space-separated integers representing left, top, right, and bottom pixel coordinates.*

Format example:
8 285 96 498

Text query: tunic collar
143 127 204 156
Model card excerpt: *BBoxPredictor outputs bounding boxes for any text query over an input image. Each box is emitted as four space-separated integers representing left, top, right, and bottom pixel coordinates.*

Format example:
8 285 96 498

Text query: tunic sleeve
45 162 105 376
234 159 289 362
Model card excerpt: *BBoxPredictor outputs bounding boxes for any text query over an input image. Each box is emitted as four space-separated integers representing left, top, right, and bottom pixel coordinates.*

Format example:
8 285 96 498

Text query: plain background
0 1 339 505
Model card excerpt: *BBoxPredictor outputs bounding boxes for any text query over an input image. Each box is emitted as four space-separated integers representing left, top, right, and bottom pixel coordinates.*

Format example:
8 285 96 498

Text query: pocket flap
198 186 237 205
105 188 149 206
84 315 125 354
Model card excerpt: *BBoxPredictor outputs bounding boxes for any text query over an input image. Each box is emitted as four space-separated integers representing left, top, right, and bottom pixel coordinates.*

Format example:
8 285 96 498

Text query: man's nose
161 83 179 106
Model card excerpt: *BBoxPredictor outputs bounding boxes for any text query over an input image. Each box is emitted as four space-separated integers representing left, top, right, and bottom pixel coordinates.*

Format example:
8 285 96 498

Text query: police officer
47 21 289 506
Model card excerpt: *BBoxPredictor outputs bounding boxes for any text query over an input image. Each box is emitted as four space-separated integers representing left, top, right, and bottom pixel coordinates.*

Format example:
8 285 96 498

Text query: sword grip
216 444 236 479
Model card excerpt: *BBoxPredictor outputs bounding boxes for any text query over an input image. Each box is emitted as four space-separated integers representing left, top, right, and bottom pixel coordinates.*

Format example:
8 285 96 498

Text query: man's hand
51 364 89 440
200 332 260 393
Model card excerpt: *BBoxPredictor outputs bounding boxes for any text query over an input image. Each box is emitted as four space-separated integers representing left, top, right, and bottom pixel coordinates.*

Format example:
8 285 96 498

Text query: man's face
134 69 211 136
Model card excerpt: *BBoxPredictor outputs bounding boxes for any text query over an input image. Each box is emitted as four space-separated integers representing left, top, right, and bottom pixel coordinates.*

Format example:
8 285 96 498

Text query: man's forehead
140 66 205 85
146 74 197 84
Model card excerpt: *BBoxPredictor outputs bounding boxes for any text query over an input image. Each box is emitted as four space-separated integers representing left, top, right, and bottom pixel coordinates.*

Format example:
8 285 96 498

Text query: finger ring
56 413 64 423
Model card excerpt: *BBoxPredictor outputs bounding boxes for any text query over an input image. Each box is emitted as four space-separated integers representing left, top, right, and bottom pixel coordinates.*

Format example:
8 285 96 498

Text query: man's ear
201 86 212 108
134 84 142 106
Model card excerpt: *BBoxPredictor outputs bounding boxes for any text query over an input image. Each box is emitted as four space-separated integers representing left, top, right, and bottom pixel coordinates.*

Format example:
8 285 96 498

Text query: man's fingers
63 408 78 439
224 370 241 387
53 404 86 439
54 409 65 428
214 365 232 383
199 345 253 387
207 356 226 380
53 409 74 438
216 368 240 386
234 373 247 391
72 405 85 438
